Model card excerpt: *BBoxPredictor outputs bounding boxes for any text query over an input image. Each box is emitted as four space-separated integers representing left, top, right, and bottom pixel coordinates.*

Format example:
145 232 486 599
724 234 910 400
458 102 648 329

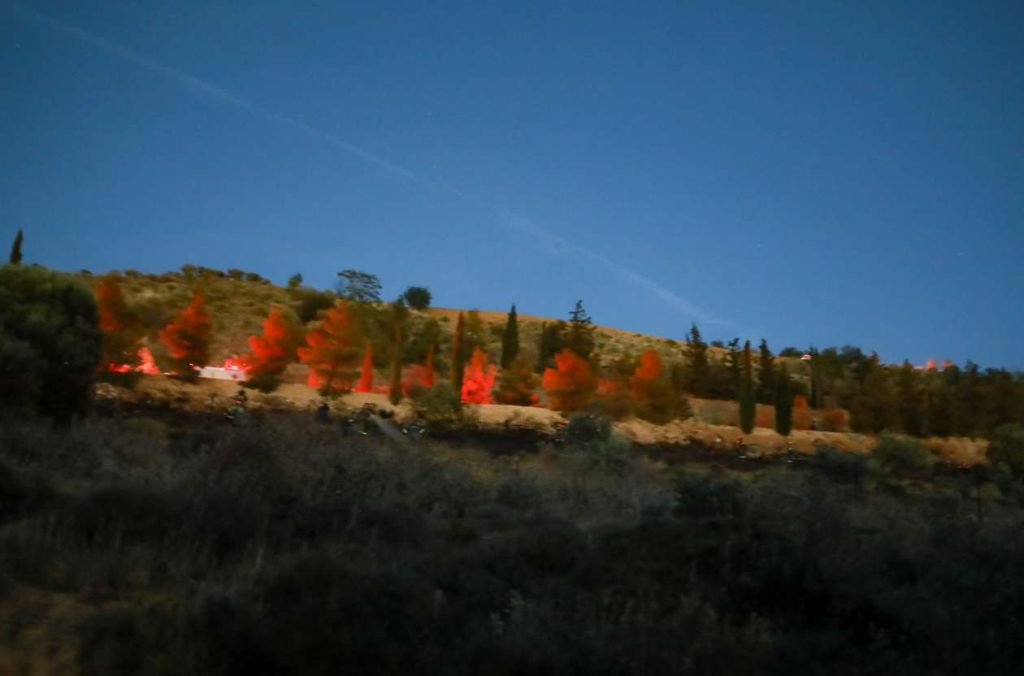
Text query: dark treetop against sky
2 1 1022 368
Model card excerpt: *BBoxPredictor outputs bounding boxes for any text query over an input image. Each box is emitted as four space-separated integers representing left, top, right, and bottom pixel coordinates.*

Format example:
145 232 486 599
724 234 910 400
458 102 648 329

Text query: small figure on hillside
316 401 330 424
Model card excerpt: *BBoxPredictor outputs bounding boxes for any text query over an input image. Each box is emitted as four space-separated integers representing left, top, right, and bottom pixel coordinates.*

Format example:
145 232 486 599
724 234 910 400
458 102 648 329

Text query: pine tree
756 338 775 404
297 300 364 393
243 305 300 391
738 340 755 433
536 321 566 373
500 304 519 368
450 312 465 396
94 275 145 371
775 363 793 435
8 229 23 265
724 338 742 399
564 300 595 359
685 324 710 396
158 289 212 380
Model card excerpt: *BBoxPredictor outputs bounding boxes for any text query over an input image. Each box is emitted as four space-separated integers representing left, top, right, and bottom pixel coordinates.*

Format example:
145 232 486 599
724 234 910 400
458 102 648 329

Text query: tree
243 306 301 391
94 275 145 372
500 304 519 368
298 300 364 394
987 423 1024 481
385 301 410 404
159 289 212 380
738 340 755 433
8 229 23 265
356 341 374 393
493 354 539 406
336 269 382 303
850 356 899 434
775 363 793 435
724 338 742 399
536 321 566 373
401 286 432 310
461 346 497 404
629 349 682 424
685 324 710 396
0 264 101 421
897 361 924 436
287 273 303 289
756 338 775 404
871 434 935 478
542 349 596 412
450 312 465 396
564 300 596 359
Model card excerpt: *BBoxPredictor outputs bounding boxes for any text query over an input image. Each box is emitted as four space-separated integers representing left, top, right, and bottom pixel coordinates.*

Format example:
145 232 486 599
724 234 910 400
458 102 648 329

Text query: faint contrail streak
9 2 728 328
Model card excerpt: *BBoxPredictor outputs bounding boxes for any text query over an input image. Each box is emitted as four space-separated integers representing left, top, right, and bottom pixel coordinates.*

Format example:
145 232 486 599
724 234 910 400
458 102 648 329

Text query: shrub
412 383 465 431
0 264 102 421
987 423 1024 480
401 286 432 310
674 472 744 518
811 446 869 484
871 434 935 478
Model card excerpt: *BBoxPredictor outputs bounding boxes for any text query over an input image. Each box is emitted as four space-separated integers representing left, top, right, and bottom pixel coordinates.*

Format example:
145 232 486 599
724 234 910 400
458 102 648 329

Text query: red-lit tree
159 288 211 379
94 275 145 371
493 354 539 406
461 346 496 404
542 349 596 412
355 341 374 392
402 344 435 394
242 306 300 391
298 300 363 394
629 349 661 401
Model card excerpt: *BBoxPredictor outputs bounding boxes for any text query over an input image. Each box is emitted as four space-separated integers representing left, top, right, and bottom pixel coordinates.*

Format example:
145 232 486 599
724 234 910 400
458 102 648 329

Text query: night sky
2 1 1022 368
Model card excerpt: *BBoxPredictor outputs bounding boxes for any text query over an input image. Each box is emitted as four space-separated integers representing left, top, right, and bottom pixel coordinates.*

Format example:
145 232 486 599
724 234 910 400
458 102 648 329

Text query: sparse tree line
4 227 1024 439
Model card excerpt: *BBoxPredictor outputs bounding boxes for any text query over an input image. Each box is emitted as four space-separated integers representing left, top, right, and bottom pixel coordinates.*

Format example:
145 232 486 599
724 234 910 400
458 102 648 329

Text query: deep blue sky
2 1 1022 368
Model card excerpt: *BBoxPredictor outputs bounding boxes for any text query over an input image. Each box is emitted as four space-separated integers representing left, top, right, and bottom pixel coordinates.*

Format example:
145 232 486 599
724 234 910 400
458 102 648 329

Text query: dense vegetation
2 412 1024 674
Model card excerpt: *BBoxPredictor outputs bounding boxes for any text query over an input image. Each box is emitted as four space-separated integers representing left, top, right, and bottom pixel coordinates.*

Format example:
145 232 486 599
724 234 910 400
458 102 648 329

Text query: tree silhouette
564 300 595 359
8 228 23 265
336 269 381 302
500 304 519 368
738 340 755 433
775 362 793 435
493 354 539 406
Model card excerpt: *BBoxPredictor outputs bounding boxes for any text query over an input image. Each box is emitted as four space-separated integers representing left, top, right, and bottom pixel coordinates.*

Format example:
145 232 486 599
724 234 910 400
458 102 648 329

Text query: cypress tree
724 338 741 399
8 229 23 265
756 338 775 404
500 304 519 368
685 324 709 396
450 312 465 396
775 363 793 435
739 340 755 433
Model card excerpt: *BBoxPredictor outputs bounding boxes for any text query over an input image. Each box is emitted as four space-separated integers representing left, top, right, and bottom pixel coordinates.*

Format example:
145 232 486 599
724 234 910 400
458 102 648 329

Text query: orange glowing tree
493 354 539 406
94 275 145 371
298 300 363 394
159 288 212 379
542 349 596 412
355 341 374 392
243 306 300 390
461 346 497 404
629 349 661 401
402 343 435 395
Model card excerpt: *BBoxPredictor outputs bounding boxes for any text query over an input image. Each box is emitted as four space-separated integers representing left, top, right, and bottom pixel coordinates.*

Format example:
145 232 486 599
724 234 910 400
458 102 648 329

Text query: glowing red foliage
542 349 596 412
793 395 812 430
243 306 297 377
461 346 496 404
355 342 374 393
629 349 661 400
298 300 363 393
493 354 539 406
159 289 212 371
95 276 145 371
